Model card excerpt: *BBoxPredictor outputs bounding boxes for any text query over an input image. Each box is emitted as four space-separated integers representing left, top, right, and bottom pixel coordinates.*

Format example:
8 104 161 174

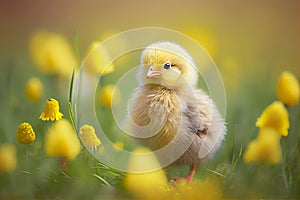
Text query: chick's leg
185 165 196 182
172 164 196 183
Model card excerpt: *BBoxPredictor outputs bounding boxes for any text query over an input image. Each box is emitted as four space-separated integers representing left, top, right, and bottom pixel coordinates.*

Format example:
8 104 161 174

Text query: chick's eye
163 62 171 70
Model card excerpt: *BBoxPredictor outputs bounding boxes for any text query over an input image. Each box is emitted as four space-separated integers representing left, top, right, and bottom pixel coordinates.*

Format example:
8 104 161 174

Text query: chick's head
139 41 198 89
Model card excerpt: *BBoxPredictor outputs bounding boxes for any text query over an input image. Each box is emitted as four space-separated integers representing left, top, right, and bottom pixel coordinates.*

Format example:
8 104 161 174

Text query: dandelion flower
113 141 124 151
99 84 120 107
256 101 289 136
45 119 81 160
29 30 77 78
0 144 17 173
16 122 36 144
79 124 101 147
83 41 114 76
244 128 282 164
24 77 43 102
39 98 63 121
124 148 168 199
276 71 299 106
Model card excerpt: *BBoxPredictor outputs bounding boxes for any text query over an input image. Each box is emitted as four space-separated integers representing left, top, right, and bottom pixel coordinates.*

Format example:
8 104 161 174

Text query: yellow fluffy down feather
127 41 226 182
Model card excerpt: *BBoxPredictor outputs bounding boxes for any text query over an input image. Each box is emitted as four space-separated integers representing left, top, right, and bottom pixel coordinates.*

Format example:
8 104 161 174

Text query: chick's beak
146 66 161 79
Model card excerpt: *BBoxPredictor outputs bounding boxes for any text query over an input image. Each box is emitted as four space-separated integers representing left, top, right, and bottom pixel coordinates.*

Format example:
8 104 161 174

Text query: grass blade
93 174 111 187
206 168 226 178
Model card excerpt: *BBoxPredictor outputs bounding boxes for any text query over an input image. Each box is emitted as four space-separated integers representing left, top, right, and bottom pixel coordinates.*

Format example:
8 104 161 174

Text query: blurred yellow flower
244 128 282 164
16 122 36 144
276 71 299 106
29 30 77 78
99 84 120 107
79 124 101 147
83 41 114 76
113 141 124 151
24 77 43 102
39 98 63 121
0 144 17 173
124 148 169 199
100 30 129 66
256 101 289 136
45 119 81 160
182 26 218 59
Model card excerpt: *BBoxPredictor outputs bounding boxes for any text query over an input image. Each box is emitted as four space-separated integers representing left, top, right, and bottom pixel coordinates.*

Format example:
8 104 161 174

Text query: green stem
68 70 77 131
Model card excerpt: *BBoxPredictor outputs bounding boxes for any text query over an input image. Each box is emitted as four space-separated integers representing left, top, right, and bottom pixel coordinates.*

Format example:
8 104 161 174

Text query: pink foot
170 165 196 184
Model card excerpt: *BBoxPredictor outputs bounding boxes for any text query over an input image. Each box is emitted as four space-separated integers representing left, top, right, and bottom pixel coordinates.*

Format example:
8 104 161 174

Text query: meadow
0 1 300 199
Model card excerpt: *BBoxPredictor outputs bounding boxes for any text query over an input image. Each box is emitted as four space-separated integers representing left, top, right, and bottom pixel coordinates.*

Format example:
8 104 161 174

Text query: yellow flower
16 122 36 144
83 41 114 76
24 77 43 102
0 144 17 173
39 98 63 121
99 84 120 108
124 148 222 199
113 141 124 151
244 128 282 164
276 71 299 106
182 26 218 59
256 101 289 136
100 30 129 68
45 119 81 160
124 148 168 199
29 30 77 78
79 124 101 147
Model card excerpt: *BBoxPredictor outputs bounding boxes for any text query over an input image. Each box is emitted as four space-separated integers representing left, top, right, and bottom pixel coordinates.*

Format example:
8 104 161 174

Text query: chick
128 41 226 182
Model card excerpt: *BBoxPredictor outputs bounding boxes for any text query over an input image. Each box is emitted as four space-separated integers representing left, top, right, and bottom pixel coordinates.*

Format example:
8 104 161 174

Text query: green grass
0 42 300 199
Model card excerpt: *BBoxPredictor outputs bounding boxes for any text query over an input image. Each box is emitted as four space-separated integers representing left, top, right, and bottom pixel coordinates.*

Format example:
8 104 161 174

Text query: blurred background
0 0 300 199
1 0 300 101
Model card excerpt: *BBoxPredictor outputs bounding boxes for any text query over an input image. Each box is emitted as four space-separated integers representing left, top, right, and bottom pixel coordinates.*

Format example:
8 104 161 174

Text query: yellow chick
128 41 226 182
